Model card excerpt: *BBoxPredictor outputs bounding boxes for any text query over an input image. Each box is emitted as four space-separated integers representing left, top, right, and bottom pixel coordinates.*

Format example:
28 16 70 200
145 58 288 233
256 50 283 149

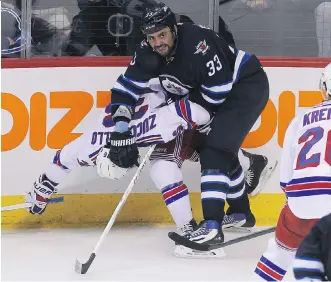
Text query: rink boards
1 57 329 229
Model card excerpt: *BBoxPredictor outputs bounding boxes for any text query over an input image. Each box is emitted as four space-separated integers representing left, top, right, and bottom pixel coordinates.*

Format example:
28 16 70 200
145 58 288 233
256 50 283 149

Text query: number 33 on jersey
280 100 331 219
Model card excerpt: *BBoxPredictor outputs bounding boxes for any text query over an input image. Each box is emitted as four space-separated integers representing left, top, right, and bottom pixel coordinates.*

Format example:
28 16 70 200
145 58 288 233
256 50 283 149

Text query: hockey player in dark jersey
293 213 331 281
104 2 269 249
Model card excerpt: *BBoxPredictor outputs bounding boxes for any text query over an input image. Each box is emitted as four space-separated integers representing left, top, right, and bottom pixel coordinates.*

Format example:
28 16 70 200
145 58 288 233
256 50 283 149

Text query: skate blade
173 245 226 259
250 160 278 197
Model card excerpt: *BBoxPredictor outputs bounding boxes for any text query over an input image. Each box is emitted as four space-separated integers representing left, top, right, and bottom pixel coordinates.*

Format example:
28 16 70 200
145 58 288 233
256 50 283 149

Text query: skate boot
242 149 277 196
189 220 224 245
177 219 198 239
174 220 226 259
240 212 256 229
222 213 247 230
224 208 256 232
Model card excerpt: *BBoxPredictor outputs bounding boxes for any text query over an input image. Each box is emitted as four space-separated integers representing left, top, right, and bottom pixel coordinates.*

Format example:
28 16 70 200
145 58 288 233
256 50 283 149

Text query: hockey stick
74 145 156 275
168 226 276 251
1 196 64 212
218 226 276 247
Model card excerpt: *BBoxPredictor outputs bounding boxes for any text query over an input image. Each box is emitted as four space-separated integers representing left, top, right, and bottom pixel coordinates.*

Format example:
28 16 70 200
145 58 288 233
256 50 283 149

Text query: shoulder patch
194 40 210 55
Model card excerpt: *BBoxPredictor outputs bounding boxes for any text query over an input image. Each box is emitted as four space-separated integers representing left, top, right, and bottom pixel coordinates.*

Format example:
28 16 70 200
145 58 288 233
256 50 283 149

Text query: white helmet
319 63 331 100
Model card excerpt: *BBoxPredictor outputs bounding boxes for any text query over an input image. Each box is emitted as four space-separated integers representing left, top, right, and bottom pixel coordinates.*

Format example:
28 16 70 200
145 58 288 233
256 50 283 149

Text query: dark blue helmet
141 2 176 34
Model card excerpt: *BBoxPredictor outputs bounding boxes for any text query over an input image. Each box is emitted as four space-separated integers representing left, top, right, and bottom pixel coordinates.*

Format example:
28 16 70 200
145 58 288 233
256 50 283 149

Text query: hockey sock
226 165 251 215
201 169 229 223
161 181 193 227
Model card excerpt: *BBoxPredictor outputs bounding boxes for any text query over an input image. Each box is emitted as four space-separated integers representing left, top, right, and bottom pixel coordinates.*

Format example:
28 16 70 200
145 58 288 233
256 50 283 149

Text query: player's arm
98 43 161 176
293 214 331 281
110 42 161 132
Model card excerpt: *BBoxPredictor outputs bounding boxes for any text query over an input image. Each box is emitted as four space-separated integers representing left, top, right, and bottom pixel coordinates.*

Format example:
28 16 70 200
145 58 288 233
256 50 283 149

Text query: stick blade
74 253 96 274
168 232 219 251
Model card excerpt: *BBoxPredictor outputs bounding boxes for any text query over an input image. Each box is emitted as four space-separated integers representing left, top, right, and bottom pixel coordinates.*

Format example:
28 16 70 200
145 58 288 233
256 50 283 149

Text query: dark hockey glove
106 131 139 168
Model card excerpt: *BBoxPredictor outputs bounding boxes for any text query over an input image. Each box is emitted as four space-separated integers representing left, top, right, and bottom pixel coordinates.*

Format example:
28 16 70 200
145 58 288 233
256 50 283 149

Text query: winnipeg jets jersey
280 100 331 219
110 23 263 114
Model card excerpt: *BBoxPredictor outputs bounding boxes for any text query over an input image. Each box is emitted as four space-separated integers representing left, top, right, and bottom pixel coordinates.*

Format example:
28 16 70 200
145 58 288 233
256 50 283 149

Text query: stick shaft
221 227 276 247
1 196 64 212
92 146 156 255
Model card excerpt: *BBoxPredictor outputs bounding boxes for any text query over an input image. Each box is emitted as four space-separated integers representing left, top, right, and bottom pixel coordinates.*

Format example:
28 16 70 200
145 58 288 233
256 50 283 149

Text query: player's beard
154 44 170 56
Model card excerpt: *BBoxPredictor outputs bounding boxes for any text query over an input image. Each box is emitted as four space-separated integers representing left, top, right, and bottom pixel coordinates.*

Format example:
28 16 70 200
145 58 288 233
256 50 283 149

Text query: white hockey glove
96 146 131 180
25 174 58 215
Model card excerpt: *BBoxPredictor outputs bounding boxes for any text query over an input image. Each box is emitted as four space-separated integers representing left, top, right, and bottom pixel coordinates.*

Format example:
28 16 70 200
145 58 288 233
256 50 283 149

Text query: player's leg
150 129 247 232
181 133 275 231
189 56 269 246
25 108 114 214
223 160 256 231
173 131 274 232
150 132 228 258
224 149 277 231
150 159 196 231
149 133 196 235
254 204 318 281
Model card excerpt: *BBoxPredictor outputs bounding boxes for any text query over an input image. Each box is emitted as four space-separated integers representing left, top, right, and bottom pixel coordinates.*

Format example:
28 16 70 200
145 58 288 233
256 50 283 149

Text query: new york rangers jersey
280 100 331 219
126 90 211 146
57 88 211 170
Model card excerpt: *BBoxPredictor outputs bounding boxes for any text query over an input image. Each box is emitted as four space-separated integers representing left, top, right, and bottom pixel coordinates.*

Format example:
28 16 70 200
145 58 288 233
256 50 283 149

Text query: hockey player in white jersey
254 63 331 281
25 82 211 211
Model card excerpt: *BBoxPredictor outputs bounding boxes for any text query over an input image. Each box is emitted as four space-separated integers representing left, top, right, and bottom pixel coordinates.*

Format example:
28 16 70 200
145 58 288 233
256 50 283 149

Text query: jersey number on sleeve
296 127 331 170
206 55 222 76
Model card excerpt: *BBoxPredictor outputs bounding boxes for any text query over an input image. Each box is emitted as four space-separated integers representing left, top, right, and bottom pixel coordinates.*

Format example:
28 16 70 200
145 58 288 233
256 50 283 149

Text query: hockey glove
96 131 139 179
107 131 139 168
25 174 58 215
